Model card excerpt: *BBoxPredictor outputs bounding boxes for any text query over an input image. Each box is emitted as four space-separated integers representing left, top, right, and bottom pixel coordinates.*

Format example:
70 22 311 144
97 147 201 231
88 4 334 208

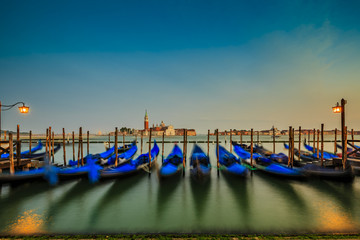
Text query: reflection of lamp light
18 105 30 114
332 102 341 113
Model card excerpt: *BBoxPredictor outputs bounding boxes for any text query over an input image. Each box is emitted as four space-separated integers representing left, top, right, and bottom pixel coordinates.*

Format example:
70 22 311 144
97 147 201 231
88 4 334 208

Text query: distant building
144 110 149 130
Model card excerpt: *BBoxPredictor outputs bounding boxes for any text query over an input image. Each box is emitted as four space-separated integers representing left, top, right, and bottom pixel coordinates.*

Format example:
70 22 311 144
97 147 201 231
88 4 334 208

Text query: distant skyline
1 0 360 134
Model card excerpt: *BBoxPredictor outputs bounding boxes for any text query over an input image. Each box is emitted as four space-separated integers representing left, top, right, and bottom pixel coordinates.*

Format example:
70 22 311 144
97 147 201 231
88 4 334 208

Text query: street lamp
332 98 346 168
0 101 30 140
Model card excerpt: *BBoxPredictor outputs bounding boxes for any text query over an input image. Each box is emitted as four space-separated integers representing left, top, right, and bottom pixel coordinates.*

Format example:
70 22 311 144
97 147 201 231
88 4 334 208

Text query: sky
1 0 360 134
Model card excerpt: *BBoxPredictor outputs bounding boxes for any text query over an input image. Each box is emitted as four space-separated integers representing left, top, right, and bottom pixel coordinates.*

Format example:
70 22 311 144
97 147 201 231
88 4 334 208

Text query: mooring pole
80 127 83 166
216 129 219 176
63 128 66 166
334 128 337 154
115 127 118 167
344 126 348 169
351 128 354 145
108 133 111 149
183 129 186 177
321 124 324 167
257 131 259 144
141 131 143 154
291 128 295 168
77 128 81 167
46 128 49 157
224 130 227 144
207 129 210 156
72 131 76 166
240 131 242 145
148 128 152 173
272 127 275 153
298 126 301 161
123 132 125 149
288 126 292 167
87 131 89 156
313 128 316 154
317 129 320 159
48 126 52 161
52 131 55 163
341 98 346 167
230 129 233 153
251 128 254 167
29 130 32 155
16 124 20 167
162 131 165 163
9 133 14 174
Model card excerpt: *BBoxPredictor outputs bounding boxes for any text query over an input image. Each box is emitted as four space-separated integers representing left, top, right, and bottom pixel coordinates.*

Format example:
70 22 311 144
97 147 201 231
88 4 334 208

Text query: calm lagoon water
1 135 360 235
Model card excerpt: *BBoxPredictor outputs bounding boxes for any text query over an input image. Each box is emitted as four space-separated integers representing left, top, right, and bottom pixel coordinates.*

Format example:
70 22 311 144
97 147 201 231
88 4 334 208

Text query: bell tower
144 110 149 130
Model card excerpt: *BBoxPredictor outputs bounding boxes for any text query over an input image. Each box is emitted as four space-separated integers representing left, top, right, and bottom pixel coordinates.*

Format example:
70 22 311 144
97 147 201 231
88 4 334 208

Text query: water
1 135 360 235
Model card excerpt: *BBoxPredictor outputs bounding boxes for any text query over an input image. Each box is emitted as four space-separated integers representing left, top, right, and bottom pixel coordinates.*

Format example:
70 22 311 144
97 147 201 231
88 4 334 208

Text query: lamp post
0 101 30 140
332 98 346 167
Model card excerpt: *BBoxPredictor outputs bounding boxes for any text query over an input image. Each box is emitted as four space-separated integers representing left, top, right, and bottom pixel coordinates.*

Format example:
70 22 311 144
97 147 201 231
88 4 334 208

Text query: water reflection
156 174 182 219
5 209 46 235
190 177 211 220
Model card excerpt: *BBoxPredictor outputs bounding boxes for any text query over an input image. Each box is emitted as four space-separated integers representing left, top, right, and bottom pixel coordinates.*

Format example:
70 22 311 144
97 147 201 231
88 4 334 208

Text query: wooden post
108 133 111 149
351 129 354 145
29 130 32 155
250 128 254 167
72 131 75 166
313 128 316 154
344 126 348 169
292 128 295 168
52 131 55 163
183 129 186 176
87 131 89 155
240 131 242 145
308 130 310 143
341 98 346 167
4 130 6 140
9 133 14 174
16 124 20 167
230 129 232 153
141 131 143 154
298 126 301 161
148 129 152 170
80 127 83 166
48 126 52 160
224 130 227 144
334 128 337 154
62 128 66 166
77 129 81 167
317 129 320 159
288 127 292 167
321 124 324 167
162 131 165 163
272 127 275 153
46 128 49 156
216 129 219 176
115 127 118 167
207 129 210 156
257 131 259 144
123 132 125 149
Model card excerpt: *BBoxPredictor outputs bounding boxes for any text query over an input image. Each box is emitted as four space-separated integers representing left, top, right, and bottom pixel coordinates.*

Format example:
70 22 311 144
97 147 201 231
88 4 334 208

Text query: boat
283 143 317 163
158 144 183 178
301 163 354 182
1 140 43 158
59 143 138 182
100 140 159 179
190 144 211 180
0 159 59 185
217 144 249 177
103 141 138 165
233 143 305 179
304 143 337 160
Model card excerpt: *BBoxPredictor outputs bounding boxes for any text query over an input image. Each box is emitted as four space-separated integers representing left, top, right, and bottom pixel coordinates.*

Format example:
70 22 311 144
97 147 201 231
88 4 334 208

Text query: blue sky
1 0 360 134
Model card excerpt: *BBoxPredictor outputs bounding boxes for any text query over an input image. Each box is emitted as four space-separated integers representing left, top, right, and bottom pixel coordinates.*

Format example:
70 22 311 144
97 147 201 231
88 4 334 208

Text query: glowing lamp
18 105 29 114
332 102 341 114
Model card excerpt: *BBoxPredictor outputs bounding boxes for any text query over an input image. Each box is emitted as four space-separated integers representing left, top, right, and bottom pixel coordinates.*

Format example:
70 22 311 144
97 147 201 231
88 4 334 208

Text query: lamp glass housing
18 105 29 114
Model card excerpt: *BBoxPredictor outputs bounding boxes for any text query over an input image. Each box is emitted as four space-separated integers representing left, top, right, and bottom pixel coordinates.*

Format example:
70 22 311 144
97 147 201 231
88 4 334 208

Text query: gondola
217 144 249 177
158 144 183 178
0 160 59 185
103 141 138 165
233 143 304 179
301 163 354 182
1 140 43 158
100 140 159 179
283 143 318 163
59 143 138 182
189 144 211 180
304 143 337 160
68 145 116 166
